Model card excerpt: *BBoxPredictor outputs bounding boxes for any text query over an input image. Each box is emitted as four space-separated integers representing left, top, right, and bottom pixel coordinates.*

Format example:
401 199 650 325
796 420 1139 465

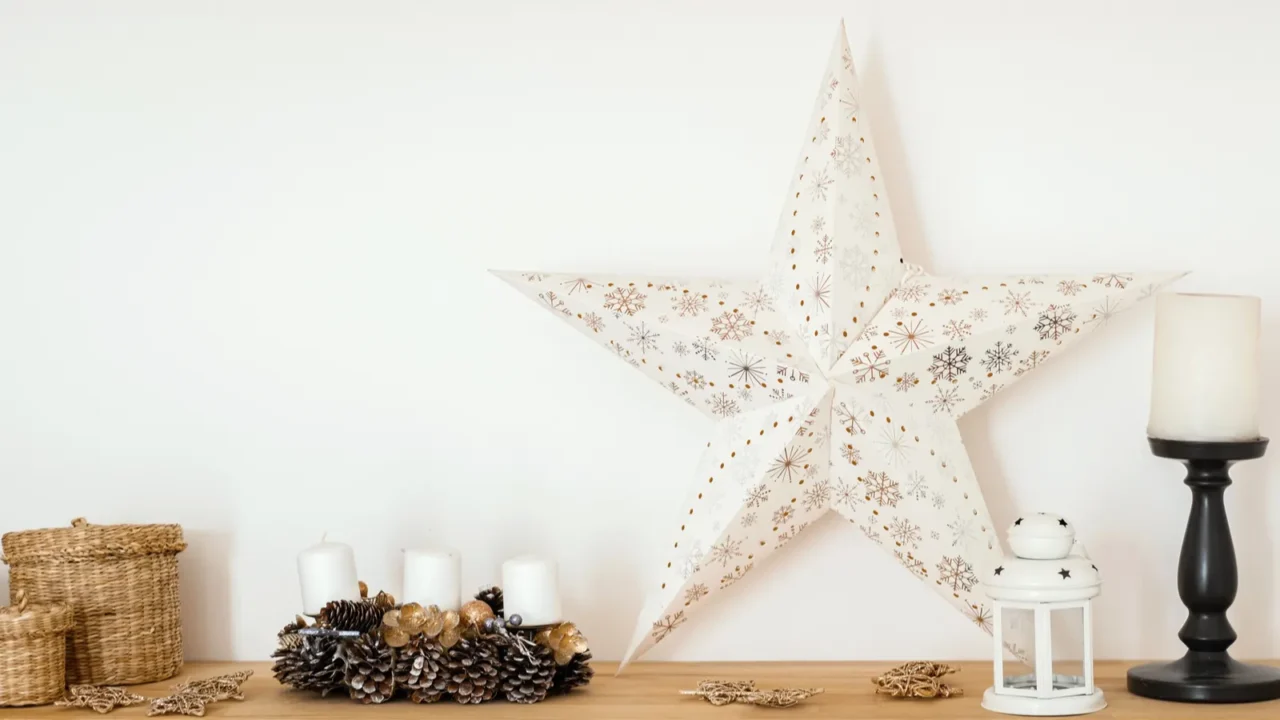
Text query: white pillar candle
502 555 562 626
402 547 462 610
297 539 361 615
1148 293 1261 442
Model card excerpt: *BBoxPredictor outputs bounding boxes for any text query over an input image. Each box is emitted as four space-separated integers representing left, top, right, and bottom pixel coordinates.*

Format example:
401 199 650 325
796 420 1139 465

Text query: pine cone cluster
395 635 450 704
551 650 595 695
474 586 504 617
444 638 503 704
272 633 345 696
343 632 396 704
500 636 557 704
272 588 592 704
276 615 307 651
318 599 383 634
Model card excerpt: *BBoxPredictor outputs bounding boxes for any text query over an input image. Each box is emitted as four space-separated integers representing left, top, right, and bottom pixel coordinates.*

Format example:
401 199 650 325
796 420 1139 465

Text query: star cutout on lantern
1014 518 1024 526
1059 518 1069 527
1059 569 1073 580
994 566 1004 576
496 22 1182 667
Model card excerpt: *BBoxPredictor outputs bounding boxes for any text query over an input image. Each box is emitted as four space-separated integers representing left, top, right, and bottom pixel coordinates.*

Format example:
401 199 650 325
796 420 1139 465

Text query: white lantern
982 513 1106 716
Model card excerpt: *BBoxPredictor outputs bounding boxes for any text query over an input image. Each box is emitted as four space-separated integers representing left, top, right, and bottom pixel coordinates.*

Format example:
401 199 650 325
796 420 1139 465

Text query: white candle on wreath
402 547 462 610
502 555 562 626
1148 293 1261 442
297 536 361 615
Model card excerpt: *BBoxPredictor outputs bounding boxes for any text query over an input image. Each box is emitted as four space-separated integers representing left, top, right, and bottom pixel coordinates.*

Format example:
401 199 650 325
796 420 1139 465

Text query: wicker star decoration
147 670 253 717
56 686 147 714
497 22 1181 667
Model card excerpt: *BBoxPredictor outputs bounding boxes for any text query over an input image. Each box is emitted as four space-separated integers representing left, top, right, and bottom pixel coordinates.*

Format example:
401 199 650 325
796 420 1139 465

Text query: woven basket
0 589 73 706
2 518 186 685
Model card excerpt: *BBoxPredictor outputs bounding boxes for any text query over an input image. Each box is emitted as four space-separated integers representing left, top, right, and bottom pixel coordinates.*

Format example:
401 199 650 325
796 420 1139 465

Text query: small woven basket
2 518 186 685
0 589 73 706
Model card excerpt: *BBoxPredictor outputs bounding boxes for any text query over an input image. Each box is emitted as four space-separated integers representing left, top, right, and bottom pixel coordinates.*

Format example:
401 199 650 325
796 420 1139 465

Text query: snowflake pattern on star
937 555 977 593
803 480 832 511
941 319 973 341
651 612 686 642
710 311 752 341
832 134 864 176
604 286 646 316
982 341 1019 374
627 322 661 354
672 292 707 317
928 386 963 414
999 289 1035 317
740 288 775 317
886 318 934 354
865 470 901 507
814 235 834 264
708 392 739 417
889 517 922 549
1092 273 1133 289
707 536 743 567
850 349 890 383
928 346 971 384
1034 304 1076 342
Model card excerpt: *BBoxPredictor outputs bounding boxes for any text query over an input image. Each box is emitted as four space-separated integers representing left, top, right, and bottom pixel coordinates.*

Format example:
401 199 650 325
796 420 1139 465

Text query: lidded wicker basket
0 589 73 706
2 518 186 685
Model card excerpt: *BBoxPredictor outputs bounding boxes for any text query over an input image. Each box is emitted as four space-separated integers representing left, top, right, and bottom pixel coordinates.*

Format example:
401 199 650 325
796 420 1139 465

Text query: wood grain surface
3 661 1278 718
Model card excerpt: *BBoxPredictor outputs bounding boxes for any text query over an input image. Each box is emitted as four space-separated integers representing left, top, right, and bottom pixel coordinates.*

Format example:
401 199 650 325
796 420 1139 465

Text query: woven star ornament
497 23 1181 667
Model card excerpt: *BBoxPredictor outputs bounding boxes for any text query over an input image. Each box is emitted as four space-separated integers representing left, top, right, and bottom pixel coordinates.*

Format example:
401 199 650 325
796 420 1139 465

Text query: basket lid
2 518 186 566
0 589 73 639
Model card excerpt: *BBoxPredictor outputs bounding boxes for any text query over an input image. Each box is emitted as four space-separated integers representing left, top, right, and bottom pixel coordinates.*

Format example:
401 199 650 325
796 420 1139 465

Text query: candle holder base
1128 653 1280 704
1127 437 1274 704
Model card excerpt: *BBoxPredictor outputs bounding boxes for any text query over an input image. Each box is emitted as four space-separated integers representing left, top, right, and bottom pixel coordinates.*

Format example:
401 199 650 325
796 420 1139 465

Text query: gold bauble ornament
460 600 496 633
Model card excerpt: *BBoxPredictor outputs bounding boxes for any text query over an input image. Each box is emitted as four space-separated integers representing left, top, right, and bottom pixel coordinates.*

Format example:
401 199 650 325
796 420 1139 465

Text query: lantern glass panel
1049 605 1087 692
1000 606 1038 691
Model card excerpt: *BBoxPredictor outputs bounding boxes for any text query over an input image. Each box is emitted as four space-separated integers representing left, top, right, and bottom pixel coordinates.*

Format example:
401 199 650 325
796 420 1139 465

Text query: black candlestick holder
1127 437 1280 703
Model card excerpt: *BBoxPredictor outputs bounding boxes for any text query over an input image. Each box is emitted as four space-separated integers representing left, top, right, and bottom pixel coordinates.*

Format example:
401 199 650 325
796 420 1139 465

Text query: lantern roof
986 513 1101 602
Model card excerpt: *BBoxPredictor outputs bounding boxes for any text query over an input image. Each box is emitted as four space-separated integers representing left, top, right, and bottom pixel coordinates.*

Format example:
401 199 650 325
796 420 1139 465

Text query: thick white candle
1149 293 1261 442
502 555 562 626
402 547 462 610
297 540 361 615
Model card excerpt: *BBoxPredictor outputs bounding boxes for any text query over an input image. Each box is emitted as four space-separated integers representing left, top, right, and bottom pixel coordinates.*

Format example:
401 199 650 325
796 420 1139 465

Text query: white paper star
497 24 1181 667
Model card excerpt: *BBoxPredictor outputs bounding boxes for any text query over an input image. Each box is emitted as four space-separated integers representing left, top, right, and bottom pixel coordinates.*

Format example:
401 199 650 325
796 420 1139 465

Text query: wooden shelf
3 661 1279 718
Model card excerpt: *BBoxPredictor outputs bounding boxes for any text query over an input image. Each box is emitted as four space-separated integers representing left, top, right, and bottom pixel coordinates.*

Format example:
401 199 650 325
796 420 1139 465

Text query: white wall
3 0 1279 662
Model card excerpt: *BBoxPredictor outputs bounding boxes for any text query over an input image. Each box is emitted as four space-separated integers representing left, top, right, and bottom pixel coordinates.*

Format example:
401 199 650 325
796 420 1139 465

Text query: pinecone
272 634 345 696
395 635 450 704
343 632 396 704
318 599 383 633
474 586 504 617
550 650 594 695
500 637 556 704
276 615 307 651
443 637 502 704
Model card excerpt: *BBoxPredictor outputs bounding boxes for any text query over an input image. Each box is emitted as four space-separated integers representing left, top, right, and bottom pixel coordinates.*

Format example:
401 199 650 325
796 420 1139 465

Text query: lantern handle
1069 539 1090 559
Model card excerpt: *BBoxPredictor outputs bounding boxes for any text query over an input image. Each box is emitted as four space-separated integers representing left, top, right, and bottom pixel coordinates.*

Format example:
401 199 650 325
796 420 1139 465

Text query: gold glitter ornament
460 600 495 634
